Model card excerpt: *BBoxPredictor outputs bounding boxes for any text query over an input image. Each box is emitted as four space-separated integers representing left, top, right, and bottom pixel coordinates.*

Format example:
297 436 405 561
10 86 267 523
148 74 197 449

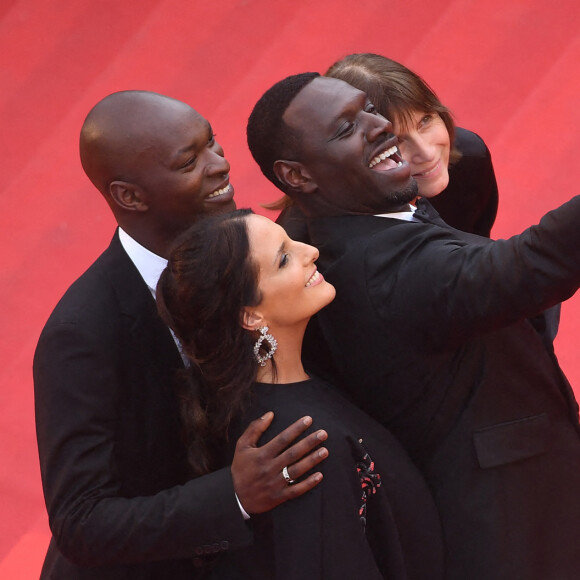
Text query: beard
386 178 419 206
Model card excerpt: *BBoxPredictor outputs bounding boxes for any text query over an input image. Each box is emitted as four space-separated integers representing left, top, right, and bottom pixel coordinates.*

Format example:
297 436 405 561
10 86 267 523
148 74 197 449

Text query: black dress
208 377 444 580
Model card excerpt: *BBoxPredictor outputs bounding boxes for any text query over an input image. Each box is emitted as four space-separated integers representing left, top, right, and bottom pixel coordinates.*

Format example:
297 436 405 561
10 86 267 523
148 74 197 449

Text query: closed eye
335 102 377 139
337 122 355 138
179 156 197 170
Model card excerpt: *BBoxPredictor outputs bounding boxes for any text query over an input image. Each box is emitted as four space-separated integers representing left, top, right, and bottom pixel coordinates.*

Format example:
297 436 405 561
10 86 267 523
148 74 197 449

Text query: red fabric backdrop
1 0 579 576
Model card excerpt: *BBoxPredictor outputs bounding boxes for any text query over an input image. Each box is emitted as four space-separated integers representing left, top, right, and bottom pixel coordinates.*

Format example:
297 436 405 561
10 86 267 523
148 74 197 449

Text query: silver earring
253 326 278 366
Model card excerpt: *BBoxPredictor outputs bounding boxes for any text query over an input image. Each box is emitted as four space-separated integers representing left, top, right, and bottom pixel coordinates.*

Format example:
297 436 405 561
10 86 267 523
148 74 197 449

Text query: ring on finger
282 465 295 484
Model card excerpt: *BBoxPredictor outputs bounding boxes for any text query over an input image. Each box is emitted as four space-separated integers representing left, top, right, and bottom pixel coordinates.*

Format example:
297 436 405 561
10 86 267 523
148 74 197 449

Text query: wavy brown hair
268 53 460 211
326 53 457 151
156 209 264 476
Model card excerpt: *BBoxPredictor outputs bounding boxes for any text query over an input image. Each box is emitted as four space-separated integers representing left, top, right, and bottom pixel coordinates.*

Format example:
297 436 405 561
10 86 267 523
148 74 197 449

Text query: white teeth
208 184 230 199
416 162 439 177
368 145 398 168
305 270 320 287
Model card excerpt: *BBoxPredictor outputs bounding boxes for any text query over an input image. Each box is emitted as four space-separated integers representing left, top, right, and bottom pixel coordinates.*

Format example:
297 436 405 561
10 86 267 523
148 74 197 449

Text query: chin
325 284 337 305
418 189 439 199
418 176 449 199
315 283 337 314
389 179 419 205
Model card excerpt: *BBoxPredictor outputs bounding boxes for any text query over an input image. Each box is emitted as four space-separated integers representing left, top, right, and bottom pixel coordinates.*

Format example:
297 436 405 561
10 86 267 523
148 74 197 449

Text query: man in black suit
246 73 580 580
33 90 328 579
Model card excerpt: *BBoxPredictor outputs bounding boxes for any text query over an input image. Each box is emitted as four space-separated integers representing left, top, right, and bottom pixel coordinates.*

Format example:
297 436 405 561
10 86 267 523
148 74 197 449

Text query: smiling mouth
305 269 321 287
413 161 440 178
207 183 231 199
368 145 403 170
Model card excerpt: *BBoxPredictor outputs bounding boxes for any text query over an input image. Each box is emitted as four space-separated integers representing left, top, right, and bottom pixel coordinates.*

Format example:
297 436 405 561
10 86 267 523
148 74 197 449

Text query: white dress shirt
374 203 417 221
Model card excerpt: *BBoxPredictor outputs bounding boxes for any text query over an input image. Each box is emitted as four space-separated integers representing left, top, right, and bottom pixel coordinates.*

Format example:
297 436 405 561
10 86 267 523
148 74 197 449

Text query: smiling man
33 90 329 579
247 73 580 580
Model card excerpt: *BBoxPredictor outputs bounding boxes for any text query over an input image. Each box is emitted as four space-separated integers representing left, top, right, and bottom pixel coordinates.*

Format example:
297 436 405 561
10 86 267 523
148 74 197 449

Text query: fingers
279 471 324 500
282 443 329 483
251 415 329 477
231 414 329 514
274 426 328 469
236 411 275 448
260 415 316 456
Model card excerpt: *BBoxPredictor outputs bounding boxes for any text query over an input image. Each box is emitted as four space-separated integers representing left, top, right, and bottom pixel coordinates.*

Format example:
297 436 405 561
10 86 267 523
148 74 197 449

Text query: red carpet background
1 0 579 576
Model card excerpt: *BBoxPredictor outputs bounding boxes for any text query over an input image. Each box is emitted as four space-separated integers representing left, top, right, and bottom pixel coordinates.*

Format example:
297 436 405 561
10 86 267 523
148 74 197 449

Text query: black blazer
34 231 252 579
304 198 580 580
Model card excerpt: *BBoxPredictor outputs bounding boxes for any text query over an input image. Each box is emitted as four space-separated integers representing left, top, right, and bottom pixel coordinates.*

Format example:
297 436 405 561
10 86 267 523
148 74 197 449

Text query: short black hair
247 72 320 191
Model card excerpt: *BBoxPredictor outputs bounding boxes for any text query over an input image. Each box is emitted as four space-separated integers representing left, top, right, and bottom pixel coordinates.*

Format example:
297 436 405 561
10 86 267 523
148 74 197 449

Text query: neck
118 224 172 259
295 196 414 219
255 326 309 384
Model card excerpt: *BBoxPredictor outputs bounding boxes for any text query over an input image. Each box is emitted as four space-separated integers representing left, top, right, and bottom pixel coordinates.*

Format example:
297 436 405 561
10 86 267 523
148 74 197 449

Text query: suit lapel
102 231 185 374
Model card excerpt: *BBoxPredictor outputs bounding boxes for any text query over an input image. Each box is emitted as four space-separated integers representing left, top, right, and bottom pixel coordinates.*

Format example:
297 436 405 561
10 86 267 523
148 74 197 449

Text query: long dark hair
157 209 263 476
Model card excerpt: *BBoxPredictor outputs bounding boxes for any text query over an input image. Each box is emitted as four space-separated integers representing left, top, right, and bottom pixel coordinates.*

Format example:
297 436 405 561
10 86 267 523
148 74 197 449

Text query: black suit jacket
304 198 580 580
34 231 252 579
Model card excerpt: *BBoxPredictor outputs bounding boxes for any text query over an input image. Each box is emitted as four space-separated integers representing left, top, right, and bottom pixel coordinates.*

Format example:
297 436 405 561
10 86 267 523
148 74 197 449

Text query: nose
294 240 319 264
401 133 435 164
303 242 319 264
365 113 394 143
204 141 230 176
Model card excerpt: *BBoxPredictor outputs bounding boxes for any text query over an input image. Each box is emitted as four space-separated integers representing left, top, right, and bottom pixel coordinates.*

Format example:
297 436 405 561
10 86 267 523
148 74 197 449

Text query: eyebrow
174 120 213 157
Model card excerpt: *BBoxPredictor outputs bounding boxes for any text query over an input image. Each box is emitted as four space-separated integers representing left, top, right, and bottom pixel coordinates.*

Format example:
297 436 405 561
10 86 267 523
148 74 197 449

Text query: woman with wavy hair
277 53 498 239
156 209 444 580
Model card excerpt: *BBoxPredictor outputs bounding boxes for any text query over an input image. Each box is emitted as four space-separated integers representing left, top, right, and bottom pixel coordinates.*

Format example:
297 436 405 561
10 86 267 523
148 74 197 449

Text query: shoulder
312 216 447 293
276 204 311 244
40 233 147 333
310 215 409 259
454 126 491 159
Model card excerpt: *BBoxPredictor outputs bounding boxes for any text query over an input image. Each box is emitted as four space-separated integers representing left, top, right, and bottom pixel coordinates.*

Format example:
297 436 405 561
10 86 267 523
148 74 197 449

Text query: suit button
194 546 204 556
203 544 213 555
220 540 229 551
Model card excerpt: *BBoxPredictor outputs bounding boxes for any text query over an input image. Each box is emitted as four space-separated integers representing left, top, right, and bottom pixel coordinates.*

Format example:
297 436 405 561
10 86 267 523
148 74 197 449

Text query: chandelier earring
253 326 278 366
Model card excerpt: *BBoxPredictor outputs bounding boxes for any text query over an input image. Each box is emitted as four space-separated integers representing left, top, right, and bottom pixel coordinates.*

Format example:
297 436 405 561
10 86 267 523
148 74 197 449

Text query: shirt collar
374 203 416 221
118 228 167 296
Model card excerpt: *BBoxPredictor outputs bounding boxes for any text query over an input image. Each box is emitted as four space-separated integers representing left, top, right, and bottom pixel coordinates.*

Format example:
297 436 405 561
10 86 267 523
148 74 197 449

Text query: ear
109 181 149 212
241 307 265 332
274 160 318 194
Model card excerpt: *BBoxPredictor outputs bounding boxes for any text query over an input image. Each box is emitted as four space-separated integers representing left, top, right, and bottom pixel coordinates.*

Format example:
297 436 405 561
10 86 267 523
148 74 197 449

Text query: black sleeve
34 320 252 567
367 195 580 350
